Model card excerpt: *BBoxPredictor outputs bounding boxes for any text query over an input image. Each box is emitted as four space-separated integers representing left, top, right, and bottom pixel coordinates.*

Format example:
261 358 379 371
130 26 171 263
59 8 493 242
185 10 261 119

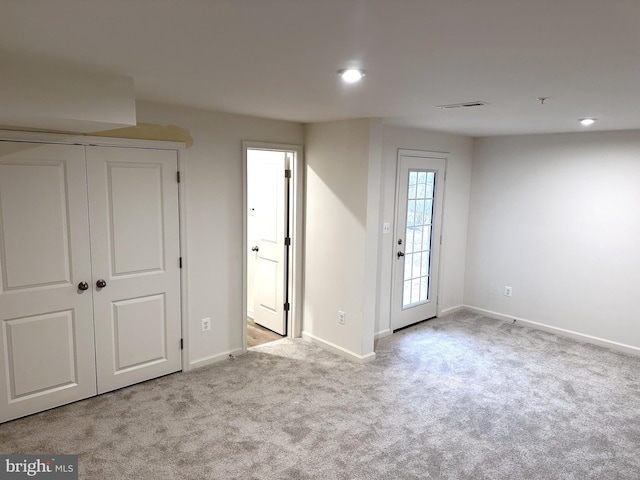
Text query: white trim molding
302 332 376 364
189 348 245 370
374 329 393 340
439 305 466 317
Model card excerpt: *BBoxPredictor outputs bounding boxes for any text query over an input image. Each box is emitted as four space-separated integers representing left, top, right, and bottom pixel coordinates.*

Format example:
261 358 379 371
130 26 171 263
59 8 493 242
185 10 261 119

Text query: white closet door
86 146 182 394
0 142 97 423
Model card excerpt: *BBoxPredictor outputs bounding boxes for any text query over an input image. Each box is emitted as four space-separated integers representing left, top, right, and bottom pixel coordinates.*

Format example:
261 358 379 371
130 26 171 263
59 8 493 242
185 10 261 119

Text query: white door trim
0 130 191 373
242 141 304 350
392 149 448 328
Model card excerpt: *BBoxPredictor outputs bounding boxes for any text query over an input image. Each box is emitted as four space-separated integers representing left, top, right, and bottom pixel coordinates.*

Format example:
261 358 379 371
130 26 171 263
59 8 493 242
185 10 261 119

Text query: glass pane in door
402 170 436 308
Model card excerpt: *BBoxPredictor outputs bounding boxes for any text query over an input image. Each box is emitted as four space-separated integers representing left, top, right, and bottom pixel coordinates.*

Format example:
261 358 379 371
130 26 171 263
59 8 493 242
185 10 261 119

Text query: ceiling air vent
436 101 488 110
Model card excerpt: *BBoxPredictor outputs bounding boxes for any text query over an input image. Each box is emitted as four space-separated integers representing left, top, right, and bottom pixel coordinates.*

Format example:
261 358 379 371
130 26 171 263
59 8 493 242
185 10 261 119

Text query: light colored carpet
1 310 640 479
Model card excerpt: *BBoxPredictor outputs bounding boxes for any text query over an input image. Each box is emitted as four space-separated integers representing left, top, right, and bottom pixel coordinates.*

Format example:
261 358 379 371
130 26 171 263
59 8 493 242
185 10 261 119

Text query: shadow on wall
305 119 371 228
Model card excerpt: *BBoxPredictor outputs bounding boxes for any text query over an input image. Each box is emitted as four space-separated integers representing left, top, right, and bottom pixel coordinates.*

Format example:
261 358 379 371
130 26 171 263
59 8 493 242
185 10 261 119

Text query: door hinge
177 171 181 183
179 257 183 268
284 237 291 246
180 338 184 350
285 169 292 178
284 302 290 312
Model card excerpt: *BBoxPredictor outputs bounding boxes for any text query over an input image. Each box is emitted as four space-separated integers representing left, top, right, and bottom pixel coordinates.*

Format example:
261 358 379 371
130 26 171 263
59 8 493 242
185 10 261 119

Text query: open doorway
242 142 303 350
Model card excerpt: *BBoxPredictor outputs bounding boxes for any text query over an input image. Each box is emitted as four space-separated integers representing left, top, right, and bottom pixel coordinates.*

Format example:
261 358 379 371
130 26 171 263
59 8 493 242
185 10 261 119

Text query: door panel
6 311 77 397
0 163 71 289
108 164 165 275
256 259 278 313
392 153 446 330
112 294 167 372
87 146 181 394
0 142 97 423
249 150 287 335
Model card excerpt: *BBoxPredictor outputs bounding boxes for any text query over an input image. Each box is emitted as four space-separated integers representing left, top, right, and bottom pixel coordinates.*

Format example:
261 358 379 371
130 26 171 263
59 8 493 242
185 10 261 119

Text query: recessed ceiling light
579 118 596 126
338 68 366 83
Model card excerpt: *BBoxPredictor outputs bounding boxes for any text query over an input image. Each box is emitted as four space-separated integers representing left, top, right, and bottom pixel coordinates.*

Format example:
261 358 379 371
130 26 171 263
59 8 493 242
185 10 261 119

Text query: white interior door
86 146 182 394
249 150 287 335
0 142 97 422
392 151 446 330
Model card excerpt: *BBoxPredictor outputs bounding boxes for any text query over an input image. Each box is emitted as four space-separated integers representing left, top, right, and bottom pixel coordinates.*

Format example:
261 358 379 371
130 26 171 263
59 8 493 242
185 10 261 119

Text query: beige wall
136 101 304 368
303 119 378 360
466 131 640 352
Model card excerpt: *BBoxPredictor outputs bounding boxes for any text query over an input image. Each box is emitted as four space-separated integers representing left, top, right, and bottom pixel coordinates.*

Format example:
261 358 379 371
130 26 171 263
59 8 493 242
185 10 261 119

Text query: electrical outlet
201 317 211 332
504 286 513 297
338 310 345 325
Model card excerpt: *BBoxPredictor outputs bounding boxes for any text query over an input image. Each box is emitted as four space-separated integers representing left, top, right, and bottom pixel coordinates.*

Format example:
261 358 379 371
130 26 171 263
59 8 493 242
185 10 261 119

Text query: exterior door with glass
392 150 446 330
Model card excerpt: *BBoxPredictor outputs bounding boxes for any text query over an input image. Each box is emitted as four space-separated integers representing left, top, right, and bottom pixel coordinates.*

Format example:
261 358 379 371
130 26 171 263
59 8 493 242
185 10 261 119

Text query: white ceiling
2 0 640 137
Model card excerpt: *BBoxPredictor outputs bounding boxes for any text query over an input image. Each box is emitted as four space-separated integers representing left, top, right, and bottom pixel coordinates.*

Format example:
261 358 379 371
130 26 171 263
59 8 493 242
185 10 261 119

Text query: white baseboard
301 331 376 364
439 304 466 316
374 329 392 340
188 347 245 370
247 309 254 320
464 305 640 356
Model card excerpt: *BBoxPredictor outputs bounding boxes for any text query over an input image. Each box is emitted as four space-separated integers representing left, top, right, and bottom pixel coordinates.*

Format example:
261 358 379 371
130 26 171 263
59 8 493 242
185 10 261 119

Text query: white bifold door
0 142 181 423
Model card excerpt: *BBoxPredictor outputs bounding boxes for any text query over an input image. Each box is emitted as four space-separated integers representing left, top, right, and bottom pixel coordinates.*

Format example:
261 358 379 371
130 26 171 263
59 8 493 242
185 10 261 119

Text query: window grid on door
403 170 436 308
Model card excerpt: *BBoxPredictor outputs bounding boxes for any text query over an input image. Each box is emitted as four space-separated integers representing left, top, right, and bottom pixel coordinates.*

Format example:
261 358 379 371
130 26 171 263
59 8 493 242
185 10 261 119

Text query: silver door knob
251 246 259 252
96 279 107 288
397 251 405 258
78 281 89 291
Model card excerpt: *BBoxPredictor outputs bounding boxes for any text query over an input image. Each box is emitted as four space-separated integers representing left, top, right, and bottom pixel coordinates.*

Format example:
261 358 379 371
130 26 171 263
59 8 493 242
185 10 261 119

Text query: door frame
0 129 191 372
391 149 448 329
242 141 304 349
